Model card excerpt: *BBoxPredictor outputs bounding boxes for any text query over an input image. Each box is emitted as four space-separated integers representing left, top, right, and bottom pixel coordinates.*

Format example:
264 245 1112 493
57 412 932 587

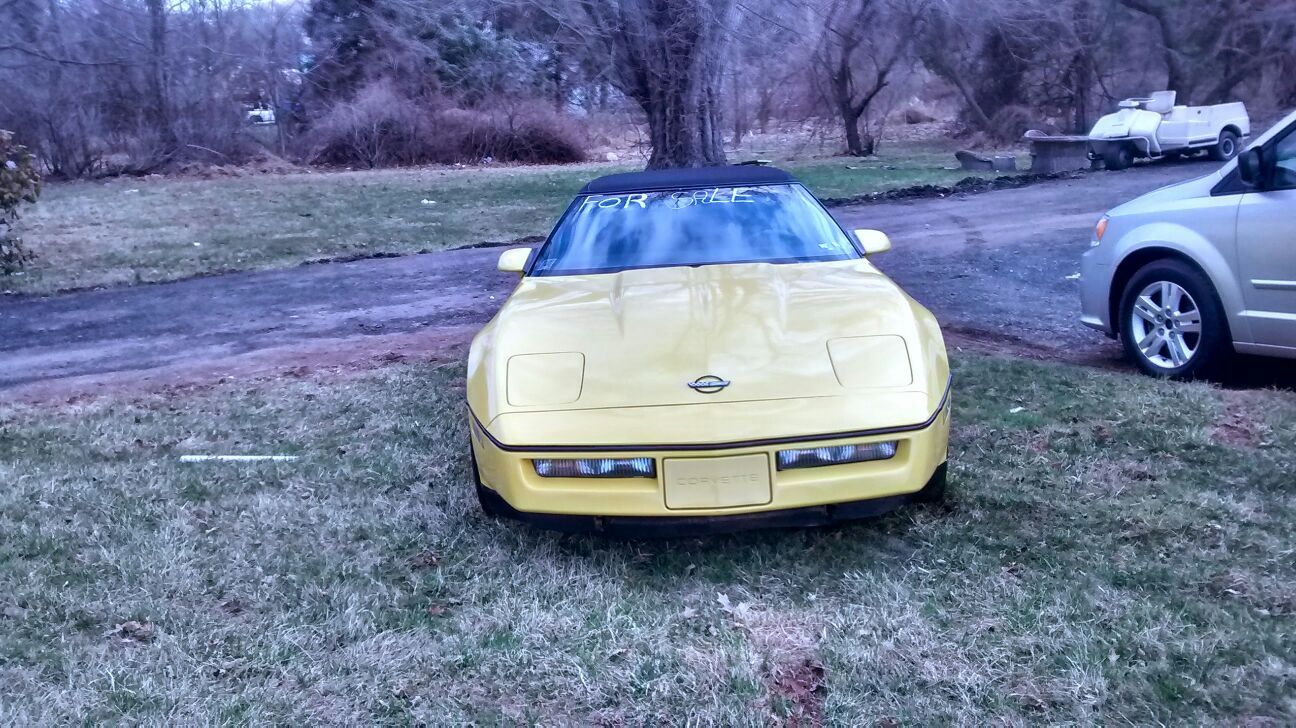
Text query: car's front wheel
1118 259 1230 379
915 462 947 504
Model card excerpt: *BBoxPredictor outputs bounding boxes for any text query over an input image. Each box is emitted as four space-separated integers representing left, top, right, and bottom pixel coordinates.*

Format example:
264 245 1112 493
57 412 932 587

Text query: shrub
450 105 586 164
306 81 436 168
986 105 1034 144
306 83 585 168
0 130 41 274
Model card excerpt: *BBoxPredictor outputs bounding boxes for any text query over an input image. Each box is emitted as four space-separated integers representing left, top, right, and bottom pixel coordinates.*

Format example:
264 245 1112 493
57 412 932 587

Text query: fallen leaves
408 550 440 569
1210 394 1268 448
771 658 827 727
716 592 828 726
110 620 157 645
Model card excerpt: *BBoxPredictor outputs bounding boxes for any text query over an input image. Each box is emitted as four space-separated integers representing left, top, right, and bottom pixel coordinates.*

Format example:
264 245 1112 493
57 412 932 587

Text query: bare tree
1117 0 1295 103
5 0 1295 177
552 0 736 169
810 0 917 156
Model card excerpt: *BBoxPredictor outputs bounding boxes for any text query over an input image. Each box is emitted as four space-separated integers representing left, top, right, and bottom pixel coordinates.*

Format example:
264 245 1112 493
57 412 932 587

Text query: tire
470 445 503 518
915 462 948 504
1117 259 1230 380
1103 143 1133 171
1209 130 1239 162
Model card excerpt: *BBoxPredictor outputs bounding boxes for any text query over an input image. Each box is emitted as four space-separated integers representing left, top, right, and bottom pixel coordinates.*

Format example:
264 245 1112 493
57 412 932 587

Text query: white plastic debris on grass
1009 406 1025 414
1065 272 1081 280
421 199 437 205
179 455 299 463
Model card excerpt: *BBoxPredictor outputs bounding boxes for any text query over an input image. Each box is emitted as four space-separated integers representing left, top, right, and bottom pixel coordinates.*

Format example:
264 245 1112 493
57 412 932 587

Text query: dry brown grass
0 354 1292 723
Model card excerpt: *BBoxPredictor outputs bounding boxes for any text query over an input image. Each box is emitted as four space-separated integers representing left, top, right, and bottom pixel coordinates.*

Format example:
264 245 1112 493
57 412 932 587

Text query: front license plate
663 454 771 510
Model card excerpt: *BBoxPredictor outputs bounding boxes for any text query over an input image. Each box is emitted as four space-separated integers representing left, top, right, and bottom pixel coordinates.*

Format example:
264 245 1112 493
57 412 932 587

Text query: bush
306 82 435 168
447 105 586 164
0 130 41 274
986 105 1034 144
306 83 585 168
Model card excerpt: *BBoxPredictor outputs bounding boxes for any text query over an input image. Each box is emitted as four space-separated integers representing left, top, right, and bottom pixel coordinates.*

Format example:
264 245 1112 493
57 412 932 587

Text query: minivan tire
1118 259 1231 380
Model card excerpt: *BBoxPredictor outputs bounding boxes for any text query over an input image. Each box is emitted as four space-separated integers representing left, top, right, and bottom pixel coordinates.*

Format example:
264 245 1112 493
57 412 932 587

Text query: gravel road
0 161 1220 400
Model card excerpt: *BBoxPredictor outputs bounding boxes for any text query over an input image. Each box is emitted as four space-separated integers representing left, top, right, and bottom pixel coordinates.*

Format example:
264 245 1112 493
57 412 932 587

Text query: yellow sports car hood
468 259 949 444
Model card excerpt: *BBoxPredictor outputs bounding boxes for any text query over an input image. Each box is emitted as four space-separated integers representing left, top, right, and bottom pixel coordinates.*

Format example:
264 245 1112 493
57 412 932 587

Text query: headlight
1092 216 1109 246
533 457 656 478
776 441 897 470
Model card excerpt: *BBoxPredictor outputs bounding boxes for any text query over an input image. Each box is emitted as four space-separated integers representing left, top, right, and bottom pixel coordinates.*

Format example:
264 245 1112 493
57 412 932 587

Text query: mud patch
942 325 1124 370
1210 390 1270 448
820 171 1087 207
5 324 477 405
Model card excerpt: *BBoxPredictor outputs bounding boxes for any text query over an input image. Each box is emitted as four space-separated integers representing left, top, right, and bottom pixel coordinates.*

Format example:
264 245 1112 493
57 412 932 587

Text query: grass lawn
8 143 1017 295
0 355 1291 723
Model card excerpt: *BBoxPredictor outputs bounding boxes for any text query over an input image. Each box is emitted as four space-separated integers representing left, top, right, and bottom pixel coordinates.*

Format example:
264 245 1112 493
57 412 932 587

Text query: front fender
1110 220 1249 342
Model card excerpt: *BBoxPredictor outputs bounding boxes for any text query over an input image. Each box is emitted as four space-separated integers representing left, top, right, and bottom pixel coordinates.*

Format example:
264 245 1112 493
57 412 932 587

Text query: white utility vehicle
246 105 276 126
1087 91 1249 170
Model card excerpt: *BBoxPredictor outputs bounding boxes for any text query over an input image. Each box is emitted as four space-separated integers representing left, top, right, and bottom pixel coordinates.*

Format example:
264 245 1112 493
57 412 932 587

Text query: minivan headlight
776 441 897 470
1092 216 1109 246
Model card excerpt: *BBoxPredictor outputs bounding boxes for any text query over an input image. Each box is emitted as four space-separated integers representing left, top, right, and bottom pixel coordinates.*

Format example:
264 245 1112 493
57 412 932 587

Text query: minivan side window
1274 129 1296 189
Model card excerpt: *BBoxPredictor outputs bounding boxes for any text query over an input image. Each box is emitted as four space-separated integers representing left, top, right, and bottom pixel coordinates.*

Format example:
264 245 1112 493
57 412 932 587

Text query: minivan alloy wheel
1128 281 1201 368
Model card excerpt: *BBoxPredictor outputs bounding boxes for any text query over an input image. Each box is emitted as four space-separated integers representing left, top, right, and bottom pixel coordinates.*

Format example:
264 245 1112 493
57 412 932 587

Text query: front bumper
478 463 948 537
1078 246 1114 336
469 397 951 528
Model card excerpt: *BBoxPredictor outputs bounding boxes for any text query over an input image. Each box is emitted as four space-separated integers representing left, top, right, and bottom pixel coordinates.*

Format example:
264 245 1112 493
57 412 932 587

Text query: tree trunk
636 62 727 169
551 46 564 111
756 86 773 135
841 104 869 156
730 69 745 146
940 62 994 133
587 0 734 169
1070 52 1092 134
144 0 177 157
831 61 879 157
1119 0 1194 98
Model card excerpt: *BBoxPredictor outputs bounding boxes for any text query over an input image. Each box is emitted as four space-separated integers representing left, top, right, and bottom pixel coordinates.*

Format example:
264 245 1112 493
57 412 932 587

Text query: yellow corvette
467 165 950 535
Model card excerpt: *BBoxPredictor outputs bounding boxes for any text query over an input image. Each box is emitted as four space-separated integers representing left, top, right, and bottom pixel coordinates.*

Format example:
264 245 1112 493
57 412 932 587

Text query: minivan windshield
529 184 860 276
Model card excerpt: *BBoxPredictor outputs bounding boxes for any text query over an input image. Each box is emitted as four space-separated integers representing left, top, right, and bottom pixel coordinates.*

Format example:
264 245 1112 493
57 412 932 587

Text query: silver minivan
1080 109 1296 378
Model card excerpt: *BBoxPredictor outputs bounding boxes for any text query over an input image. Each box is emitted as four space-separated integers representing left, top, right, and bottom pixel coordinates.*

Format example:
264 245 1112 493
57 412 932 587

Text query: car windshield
529 184 860 276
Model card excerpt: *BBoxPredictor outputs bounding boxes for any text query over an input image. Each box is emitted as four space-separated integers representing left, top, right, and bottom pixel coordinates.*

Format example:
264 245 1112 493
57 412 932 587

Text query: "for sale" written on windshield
579 187 756 211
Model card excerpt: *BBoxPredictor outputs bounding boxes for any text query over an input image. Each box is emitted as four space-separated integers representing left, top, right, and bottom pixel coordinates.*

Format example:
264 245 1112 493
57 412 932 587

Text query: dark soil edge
819 170 1090 207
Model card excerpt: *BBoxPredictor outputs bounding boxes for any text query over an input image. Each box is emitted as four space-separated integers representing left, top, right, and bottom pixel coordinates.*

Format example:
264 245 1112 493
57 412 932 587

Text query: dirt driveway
0 162 1216 400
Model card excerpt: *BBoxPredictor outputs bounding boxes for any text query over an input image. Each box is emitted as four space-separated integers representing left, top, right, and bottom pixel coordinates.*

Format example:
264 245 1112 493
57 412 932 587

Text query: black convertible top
579 165 796 195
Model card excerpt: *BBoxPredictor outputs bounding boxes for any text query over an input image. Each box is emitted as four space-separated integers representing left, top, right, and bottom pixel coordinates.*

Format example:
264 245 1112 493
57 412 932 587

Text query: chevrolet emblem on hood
687 375 730 394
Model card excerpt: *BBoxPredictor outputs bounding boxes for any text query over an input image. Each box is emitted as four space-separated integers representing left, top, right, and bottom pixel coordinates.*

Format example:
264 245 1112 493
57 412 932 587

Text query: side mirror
497 247 532 274
853 229 892 255
1238 147 1265 187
